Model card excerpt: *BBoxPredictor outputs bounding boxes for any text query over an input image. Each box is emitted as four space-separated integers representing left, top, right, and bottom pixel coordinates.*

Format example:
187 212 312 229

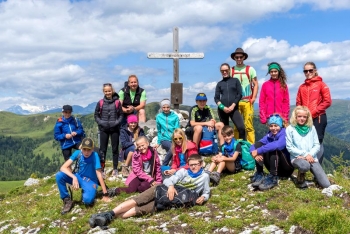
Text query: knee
55 172 66 182
215 122 224 129
138 109 145 116
193 125 203 133
82 193 96 205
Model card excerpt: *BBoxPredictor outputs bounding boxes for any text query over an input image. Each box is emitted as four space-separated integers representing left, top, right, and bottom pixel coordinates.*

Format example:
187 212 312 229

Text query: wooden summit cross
147 27 204 111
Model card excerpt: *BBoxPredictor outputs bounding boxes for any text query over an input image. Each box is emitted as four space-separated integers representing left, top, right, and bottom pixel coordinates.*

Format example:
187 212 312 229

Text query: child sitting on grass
207 125 242 186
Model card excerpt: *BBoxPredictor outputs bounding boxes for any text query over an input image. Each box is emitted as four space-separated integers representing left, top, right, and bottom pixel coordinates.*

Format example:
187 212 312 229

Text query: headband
160 99 171 107
268 63 280 72
268 115 283 128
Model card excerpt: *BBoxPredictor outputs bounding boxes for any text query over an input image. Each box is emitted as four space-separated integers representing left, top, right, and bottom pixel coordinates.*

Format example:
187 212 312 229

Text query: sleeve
75 118 85 137
256 130 287 155
54 121 65 141
120 129 133 149
282 86 290 122
69 150 80 161
189 106 196 124
118 90 124 101
259 82 267 124
163 168 186 186
250 66 257 79
171 152 180 170
307 126 320 158
174 114 180 129
208 107 215 120
154 150 163 183
232 79 242 105
140 90 147 101
132 152 153 183
296 86 302 106
94 152 102 170
234 143 242 153
94 102 103 125
112 100 123 127
139 128 145 137
156 115 161 144
285 126 306 159
214 82 221 104
315 82 332 116
201 173 210 201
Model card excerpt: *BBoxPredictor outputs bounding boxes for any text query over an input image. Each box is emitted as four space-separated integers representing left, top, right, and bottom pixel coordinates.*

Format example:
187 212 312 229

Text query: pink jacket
259 78 290 124
125 147 162 186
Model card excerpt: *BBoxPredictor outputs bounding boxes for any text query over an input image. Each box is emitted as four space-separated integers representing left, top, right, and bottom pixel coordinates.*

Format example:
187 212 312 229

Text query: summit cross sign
147 27 204 111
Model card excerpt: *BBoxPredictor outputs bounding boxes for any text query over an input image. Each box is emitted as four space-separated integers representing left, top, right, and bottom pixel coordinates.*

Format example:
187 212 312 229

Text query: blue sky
0 0 349 110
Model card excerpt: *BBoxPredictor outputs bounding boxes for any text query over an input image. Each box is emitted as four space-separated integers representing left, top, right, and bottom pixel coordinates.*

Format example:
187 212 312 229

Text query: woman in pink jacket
259 62 290 124
105 136 162 197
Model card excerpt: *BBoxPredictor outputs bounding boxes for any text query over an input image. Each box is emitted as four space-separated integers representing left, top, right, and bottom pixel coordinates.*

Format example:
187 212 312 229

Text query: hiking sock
108 210 115 217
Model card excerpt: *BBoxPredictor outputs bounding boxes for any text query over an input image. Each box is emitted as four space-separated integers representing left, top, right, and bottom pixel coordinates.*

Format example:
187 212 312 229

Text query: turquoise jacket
285 125 320 162
156 111 180 144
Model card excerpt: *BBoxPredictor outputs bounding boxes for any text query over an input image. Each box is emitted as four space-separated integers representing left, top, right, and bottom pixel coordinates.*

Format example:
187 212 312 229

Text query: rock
259 225 281 233
240 198 246 202
24 178 40 186
289 225 297 234
322 184 343 197
181 223 187 227
159 223 168 229
26 227 41 234
10 226 26 233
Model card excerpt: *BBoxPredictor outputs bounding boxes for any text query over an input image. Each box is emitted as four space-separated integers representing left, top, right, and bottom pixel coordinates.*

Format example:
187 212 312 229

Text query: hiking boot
251 172 265 188
258 174 278 191
250 171 264 183
97 187 117 197
121 165 130 178
111 169 118 177
209 172 220 186
89 211 114 228
61 197 73 214
297 171 308 189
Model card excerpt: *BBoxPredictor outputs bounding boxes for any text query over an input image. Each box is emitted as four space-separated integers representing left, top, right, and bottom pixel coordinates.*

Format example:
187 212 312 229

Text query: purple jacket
125 147 162 186
250 128 290 159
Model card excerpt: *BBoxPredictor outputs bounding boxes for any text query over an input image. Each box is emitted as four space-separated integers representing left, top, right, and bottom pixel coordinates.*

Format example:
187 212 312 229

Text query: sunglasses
173 137 183 141
303 69 314 74
189 162 201 167
220 69 229 73
269 114 281 118
234 56 244 59
103 83 112 86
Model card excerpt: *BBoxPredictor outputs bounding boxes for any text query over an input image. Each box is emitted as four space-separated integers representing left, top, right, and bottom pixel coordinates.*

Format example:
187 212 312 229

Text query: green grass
0 180 25 193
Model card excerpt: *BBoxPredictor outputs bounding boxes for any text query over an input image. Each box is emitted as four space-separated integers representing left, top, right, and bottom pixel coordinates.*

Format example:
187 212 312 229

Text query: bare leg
193 125 203 146
217 161 227 173
208 162 217 172
215 122 224 145
112 199 137 217
116 207 137 219
138 109 146 122
224 161 236 173
125 151 133 166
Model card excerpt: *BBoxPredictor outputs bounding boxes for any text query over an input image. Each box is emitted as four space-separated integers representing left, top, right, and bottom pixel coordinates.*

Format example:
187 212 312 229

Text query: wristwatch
102 193 109 197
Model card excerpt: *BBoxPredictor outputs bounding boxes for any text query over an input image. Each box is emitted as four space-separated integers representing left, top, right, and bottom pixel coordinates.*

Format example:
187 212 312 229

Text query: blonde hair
171 128 187 154
304 61 318 76
135 136 149 145
128 75 139 83
289 106 313 127
102 83 115 94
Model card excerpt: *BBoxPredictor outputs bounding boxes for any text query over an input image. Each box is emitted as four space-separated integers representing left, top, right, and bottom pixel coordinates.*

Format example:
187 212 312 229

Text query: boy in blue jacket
250 114 294 190
54 105 85 161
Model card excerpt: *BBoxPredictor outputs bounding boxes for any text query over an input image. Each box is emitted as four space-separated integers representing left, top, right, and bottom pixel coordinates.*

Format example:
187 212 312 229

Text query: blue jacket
54 116 85 150
250 128 290 160
120 125 145 150
156 111 180 144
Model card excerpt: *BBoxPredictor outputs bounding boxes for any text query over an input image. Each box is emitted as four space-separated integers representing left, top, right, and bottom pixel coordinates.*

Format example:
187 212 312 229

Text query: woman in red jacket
163 128 198 176
296 62 332 164
259 62 290 124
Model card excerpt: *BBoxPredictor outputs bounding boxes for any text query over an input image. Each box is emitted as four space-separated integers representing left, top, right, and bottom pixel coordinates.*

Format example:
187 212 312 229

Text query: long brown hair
266 62 287 89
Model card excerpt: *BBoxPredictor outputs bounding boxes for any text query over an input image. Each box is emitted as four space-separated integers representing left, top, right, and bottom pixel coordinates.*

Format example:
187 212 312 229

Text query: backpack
154 184 199 211
234 140 255 170
72 147 105 174
231 65 254 100
198 126 218 155
98 99 120 115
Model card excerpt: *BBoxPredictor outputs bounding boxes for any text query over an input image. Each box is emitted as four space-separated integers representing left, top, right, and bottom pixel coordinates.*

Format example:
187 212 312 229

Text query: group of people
53 47 333 229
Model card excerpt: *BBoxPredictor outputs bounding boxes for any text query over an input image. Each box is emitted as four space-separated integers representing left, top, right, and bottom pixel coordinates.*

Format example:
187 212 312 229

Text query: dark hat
81 137 94 150
195 93 207 101
62 105 73 112
230 48 248 60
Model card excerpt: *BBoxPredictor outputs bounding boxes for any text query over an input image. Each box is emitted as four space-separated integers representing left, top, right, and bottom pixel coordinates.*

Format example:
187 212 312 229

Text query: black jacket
214 77 242 107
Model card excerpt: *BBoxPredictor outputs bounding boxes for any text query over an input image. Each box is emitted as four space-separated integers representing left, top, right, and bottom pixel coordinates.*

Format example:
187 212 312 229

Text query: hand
207 126 214 132
251 150 258 157
167 186 177 201
228 104 235 112
71 132 77 136
196 196 205 205
164 169 176 175
211 156 218 162
223 107 230 113
102 196 112 202
216 155 224 163
72 176 79 190
154 144 159 149
305 155 315 163
250 98 256 105
151 181 158 186
296 156 304 159
207 121 214 128
65 134 72 139
255 155 263 162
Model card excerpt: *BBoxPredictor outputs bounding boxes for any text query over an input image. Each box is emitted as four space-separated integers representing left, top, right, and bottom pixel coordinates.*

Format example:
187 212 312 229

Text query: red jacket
171 141 198 170
296 76 332 119
259 78 290 124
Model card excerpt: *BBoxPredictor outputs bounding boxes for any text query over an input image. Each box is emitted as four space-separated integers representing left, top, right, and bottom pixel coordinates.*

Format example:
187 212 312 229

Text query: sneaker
121 165 130 178
251 172 265 188
89 211 114 228
61 197 73 214
209 172 221 186
258 174 278 191
111 169 118 177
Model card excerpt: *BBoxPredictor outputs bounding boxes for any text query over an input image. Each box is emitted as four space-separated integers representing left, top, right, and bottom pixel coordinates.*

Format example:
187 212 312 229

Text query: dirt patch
269 209 288 220
293 226 314 234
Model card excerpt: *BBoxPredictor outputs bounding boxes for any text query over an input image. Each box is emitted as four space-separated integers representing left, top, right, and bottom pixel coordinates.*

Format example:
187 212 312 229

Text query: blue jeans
292 159 330 188
55 172 98 204
124 145 136 160
161 140 172 166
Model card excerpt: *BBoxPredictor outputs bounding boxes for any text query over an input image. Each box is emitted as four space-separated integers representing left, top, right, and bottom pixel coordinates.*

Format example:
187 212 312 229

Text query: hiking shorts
133 185 158 215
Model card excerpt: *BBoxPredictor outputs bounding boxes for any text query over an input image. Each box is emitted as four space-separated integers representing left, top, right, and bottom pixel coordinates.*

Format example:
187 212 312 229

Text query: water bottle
213 131 218 153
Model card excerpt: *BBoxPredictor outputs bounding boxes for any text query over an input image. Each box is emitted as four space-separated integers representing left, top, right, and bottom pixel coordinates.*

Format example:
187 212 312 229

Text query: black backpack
154 184 199 211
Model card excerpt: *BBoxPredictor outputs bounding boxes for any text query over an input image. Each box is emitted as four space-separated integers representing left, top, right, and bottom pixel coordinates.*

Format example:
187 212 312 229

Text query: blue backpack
199 126 218 155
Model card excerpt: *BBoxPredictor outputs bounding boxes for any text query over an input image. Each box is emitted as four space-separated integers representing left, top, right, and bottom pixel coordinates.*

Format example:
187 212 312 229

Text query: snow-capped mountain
5 104 61 115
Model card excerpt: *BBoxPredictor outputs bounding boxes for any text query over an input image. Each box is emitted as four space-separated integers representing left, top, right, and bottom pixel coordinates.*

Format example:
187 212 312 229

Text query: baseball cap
195 93 207 101
62 105 73 112
81 138 94 150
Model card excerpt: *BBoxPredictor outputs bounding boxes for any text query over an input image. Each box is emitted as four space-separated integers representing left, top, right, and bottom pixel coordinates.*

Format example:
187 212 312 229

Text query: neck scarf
188 167 203 178
140 148 152 162
294 124 310 135
223 139 235 156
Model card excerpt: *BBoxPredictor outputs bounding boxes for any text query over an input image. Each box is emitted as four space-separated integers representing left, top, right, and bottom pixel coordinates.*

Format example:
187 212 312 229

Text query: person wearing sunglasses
230 48 258 144
94 83 123 177
259 62 290 124
286 106 330 189
88 154 209 228
250 114 294 191
296 62 332 164
214 63 246 141
163 128 198 176
54 105 85 161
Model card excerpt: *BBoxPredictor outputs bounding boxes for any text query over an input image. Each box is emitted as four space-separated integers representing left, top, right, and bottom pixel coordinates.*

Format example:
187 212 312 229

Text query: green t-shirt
118 90 147 102
231 65 257 100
